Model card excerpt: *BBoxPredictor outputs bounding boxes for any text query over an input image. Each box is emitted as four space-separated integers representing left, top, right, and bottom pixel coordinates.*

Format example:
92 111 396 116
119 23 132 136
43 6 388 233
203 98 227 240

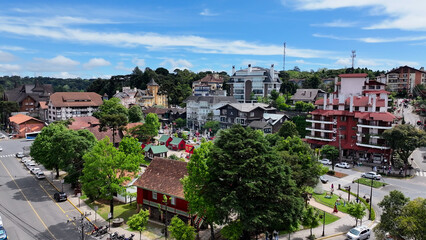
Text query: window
333 105 338 110
354 107 359 111
376 107 380 111
352 126 357 130
351 135 357 139
222 109 227 115
340 116 346 121
339 126 346 130
220 117 226 122
171 197 176 205
250 112 254 117
152 192 157 200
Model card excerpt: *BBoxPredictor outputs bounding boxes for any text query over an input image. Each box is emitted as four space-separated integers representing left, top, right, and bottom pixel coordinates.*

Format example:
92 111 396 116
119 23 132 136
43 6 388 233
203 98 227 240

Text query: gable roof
291 89 324 101
248 120 270 129
133 157 188 198
49 92 103 107
149 145 169 154
339 73 368 78
143 144 152 152
159 135 171 143
219 103 275 112
170 137 183 145
9 114 44 125
68 116 100 130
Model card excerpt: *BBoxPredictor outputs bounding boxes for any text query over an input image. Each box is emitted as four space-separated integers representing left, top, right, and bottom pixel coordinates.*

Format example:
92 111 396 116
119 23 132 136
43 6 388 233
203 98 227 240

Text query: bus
25 131 41 140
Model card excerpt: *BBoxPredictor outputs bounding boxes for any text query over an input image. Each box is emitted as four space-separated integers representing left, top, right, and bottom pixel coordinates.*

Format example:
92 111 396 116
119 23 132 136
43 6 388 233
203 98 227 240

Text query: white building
113 87 137 108
47 92 103 122
184 95 238 130
227 64 282 102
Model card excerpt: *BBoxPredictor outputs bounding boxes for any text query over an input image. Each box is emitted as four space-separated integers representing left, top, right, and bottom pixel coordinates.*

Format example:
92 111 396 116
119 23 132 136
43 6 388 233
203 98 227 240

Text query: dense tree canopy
376 190 410 239
278 121 299 139
128 105 143 123
169 216 196 240
321 145 339 170
202 121 220 136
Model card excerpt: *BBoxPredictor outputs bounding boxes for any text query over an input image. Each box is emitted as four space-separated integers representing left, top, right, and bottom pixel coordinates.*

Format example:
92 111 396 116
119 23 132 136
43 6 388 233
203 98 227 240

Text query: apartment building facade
306 73 396 163
227 64 281 102
386 66 426 94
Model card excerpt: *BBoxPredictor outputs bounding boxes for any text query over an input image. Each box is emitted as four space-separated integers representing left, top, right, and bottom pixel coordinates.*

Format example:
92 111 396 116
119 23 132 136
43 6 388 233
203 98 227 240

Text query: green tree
128 105 143 123
302 75 321 89
169 215 196 240
270 89 279 101
81 136 143 219
221 220 243 240
127 210 149 240
0 101 19 127
202 121 220 136
130 113 160 143
182 142 218 239
321 145 339 170
204 125 304 238
382 125 426 168
94 97 129 146
291 116 307 137
376 190 410 239
396 197 426 240
276 95 290 111
295 101 305 111
301 206 320 239
278 121 299 139
347 202 366 226
175 118 186 128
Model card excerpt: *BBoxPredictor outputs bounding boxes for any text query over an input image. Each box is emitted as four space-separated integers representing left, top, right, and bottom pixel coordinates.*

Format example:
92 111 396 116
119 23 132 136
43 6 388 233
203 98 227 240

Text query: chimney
421 67 424 71
248 64 252 72
116 90 119 94
323 94 327 109
270 64 274 79
232 65 236 75
349 95 354 112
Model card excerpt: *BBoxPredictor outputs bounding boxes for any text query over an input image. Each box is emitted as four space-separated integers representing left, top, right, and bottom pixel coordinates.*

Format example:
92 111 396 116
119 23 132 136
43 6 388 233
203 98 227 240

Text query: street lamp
321 210 325 236
352 178 360 203
369 178 373 220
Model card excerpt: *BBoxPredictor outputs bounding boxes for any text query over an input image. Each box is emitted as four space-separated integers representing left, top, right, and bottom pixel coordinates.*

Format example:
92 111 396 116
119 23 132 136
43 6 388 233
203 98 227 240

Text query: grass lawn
278 208 339 235
354 178 387 188
312 193 351 214
86 200 138 223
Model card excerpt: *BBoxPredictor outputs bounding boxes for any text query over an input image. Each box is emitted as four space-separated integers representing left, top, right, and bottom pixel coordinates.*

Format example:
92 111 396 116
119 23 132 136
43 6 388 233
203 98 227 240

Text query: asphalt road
0 138 95 240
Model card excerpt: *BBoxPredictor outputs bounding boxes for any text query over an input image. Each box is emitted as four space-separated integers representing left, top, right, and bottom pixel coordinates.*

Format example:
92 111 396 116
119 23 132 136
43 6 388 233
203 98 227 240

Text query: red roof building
386 66 426 94
306 74 396 164
133 157 191 224
9 114 46 138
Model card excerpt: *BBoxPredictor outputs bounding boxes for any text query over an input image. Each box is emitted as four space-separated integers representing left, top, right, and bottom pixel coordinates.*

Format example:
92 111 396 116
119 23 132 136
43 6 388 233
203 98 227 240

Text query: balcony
306 128 334 133
305 135 334 142
306 119 336 125
356 133 383 139
356 142 390 150
357 124 392 130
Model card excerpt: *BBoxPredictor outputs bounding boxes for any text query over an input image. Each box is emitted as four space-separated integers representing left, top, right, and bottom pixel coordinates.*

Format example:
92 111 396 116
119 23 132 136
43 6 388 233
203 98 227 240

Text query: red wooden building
8 114 45 138
133 157 191 223
158 135 172 147
185 143 200 154
168 137 186 150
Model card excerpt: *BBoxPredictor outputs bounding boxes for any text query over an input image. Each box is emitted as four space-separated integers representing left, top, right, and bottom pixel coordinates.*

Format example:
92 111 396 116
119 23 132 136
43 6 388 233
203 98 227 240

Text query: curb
316 232 345 240
45 177 94 225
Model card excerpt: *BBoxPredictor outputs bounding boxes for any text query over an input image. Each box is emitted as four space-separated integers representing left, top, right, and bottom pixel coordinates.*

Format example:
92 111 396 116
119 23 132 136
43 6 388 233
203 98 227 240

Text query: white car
335 162 350 169
361 172 381 180
16 152 24 158
35 172 46 179
30 167 41 174
346 226 371 240
25 161 36 169
319 159 332 165
0 146 2 152
21 157 32 163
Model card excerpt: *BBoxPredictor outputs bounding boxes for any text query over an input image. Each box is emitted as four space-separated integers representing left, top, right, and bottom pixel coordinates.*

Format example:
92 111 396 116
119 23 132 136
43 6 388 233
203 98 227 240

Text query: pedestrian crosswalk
416 170 426 177
0 154 15 158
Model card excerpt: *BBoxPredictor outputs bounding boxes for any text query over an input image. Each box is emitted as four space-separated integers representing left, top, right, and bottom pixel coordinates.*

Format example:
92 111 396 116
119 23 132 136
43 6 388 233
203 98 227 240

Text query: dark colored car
0 226 7 240
54 192 67 202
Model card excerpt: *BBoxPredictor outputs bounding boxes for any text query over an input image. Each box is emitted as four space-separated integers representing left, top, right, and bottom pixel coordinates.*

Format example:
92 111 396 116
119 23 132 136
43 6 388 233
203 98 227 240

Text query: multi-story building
135 79 168 108
386 66 426 94
306 73 396 163
113 87 137 108
217 103 276 129
185 95 237 130
227 64 281 102
47 92 103 122
192 74 224 96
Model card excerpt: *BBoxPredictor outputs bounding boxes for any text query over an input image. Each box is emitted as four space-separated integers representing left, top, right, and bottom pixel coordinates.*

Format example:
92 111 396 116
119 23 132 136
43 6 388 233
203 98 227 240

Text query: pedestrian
273 230 278 240
373 166 377 172
331 183 334 189
371 166 374 171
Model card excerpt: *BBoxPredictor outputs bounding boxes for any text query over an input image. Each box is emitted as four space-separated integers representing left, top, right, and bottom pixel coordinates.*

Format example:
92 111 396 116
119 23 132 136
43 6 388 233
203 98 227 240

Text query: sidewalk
46 176 159 240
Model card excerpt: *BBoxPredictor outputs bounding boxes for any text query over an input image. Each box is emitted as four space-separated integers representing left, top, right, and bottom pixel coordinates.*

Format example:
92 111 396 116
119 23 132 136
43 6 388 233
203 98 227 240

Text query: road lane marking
38 183 66 213
0 158 57 240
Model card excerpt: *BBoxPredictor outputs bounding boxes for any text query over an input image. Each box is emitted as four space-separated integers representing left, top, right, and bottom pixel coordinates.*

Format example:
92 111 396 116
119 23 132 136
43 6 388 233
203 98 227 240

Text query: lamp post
322 210 325 236
352 178 360 203
369 178 373 220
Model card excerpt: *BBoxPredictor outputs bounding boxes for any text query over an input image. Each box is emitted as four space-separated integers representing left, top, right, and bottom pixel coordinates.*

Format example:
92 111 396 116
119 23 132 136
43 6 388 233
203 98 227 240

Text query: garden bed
326 170 348 178
312 193 351 213
354 178 387 188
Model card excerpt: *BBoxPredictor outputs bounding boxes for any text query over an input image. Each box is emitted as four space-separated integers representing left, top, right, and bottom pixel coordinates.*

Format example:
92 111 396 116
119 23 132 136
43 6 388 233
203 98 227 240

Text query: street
0 138 94 240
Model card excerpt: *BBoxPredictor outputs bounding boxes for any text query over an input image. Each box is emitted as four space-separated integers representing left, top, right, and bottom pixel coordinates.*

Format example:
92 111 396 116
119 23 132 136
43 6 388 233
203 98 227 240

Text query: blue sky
0 0 425 79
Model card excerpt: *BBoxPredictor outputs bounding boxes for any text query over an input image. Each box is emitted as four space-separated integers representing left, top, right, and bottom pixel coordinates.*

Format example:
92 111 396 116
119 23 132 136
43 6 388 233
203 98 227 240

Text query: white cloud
334 57 419 69
313 33 426 43
0 51 15 62
0 45 25 51
291 0 426 31
160 58 193 71
335 58 352 67
0 21 333 58
52 72 80 79
115 62 133 72
83 58 111 69
200 9 219 16
132 58 145 68
0 16 115 28
28 55 79 72
0 63 21 72
311 19 357 27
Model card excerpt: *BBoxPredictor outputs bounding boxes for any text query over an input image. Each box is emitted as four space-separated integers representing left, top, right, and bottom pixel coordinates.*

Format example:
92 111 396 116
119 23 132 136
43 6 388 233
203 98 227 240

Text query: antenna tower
351 50 356 69
283 42 286 71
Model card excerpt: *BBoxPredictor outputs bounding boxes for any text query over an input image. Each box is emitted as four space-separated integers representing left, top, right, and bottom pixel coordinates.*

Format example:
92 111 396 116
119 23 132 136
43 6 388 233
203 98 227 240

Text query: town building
247 113 288 134
113 87 137 108
143 144 168 160
47 92 103 122
386 66 426 94
305 73 396 163
143 107 186 125
227 64 281 102
168 137 186 150
185 95 238 130
192 74 224 96
134 157 191 223
217 103 276 129
135 79 168 108
3 80 54 117
158 135 172 147
291 89 325 104
8 113 46 138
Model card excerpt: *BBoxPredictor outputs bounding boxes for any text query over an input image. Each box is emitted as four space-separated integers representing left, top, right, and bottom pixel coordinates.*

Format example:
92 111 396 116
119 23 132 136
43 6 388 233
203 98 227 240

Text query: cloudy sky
1 0 425 78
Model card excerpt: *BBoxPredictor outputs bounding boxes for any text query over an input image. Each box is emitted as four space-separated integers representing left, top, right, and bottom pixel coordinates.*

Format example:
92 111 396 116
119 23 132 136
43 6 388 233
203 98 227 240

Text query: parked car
319 159 332 165
0 226 7 240
361 172 381 180
21 157 32 163
54 192 67 202
346 226 370 240
319 176 328 183
16 152 24 158
0 146 2 152
25 161 36 169
0 216 2 226
335 162 350 169
35 172 46 179
30 167 41 174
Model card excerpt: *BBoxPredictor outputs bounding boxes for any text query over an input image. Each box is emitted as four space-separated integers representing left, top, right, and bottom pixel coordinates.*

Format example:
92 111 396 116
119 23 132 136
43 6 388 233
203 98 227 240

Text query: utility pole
351 50 356 69
283 42 286 71
67 212 92 240
338 129 343 162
